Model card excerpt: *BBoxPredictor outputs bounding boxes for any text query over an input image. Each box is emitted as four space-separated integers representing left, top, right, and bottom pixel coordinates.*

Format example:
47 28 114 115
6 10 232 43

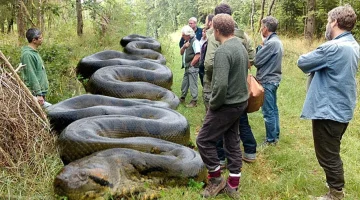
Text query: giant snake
48 34 206 199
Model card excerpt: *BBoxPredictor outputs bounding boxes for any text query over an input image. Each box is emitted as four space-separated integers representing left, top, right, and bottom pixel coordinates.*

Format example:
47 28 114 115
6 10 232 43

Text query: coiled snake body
49 35 206 199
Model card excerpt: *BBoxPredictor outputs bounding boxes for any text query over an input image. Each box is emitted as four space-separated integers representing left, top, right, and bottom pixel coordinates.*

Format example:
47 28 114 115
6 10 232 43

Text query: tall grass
0 26 359 199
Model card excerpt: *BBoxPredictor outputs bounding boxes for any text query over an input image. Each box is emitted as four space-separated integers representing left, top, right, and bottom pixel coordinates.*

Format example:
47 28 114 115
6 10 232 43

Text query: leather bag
247 74 264 113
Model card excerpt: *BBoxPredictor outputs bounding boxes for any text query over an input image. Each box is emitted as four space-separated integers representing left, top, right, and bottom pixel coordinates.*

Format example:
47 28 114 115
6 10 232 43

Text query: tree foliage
1 0 359 40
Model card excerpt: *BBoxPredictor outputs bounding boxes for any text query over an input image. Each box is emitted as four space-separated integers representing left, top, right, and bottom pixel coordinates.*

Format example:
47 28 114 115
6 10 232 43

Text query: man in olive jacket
203 8 255 111
20 28 50 107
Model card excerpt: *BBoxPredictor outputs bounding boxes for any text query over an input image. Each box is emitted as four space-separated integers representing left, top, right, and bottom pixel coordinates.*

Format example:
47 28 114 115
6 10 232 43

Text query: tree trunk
174 14 178 31
305 0 315 43
251 0 255 32
37 0 45 32
100 15 109 36
20 0 36 27
90 0 96 20
76 0 83 36
7 18 14 34
258 0 266 32
1 21 4 33
268 0 276 16
7 2 15 34
17 0 26 42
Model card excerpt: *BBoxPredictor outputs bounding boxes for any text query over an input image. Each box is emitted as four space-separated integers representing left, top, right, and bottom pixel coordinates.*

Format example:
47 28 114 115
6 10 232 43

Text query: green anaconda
77 51 179 107
50 35 206 199
50 98 190 163
54 140 206 200
48 94 172 132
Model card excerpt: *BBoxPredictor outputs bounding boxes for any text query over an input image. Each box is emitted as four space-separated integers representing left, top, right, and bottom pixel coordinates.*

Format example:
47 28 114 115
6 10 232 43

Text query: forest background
0 0 359 199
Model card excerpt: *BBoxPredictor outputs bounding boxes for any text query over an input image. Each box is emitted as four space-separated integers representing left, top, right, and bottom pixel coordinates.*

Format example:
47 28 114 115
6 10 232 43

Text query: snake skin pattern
49 35 206 200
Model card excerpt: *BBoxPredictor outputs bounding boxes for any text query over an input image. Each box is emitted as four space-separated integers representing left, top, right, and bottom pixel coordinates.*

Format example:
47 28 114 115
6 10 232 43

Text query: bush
39 44 84 103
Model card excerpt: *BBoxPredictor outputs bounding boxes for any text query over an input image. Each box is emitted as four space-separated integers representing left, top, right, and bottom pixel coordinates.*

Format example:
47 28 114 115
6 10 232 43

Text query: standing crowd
179 3 359 200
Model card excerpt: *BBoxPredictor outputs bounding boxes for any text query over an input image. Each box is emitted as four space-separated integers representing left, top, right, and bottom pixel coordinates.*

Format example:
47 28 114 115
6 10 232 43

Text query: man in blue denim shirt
297 5 359 200
254 16 283 145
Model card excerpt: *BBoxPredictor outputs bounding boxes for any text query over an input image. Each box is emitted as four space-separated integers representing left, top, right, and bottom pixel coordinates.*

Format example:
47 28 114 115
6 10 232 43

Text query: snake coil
48 34 206 199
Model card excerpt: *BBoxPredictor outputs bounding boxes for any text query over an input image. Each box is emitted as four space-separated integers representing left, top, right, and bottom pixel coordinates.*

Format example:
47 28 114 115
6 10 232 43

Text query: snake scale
48 34 206 200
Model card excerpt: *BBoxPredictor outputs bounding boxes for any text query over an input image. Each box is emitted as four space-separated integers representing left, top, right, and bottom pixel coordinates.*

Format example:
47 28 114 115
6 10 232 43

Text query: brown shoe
222 182 240 199
315 188 344 200
242 156 256 163
186 100 197 108
201 176 226 198
242 153 256 163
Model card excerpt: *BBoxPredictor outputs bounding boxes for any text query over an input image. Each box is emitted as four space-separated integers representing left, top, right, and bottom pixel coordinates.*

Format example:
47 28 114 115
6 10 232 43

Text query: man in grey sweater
196 14 248 199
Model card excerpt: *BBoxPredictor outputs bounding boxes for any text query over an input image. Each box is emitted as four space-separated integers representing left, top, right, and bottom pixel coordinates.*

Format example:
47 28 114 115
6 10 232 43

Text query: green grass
160 33 360 200
1 28 359 199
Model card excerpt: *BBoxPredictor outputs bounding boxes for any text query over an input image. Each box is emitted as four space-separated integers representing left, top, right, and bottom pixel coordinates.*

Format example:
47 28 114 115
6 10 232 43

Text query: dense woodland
1 0 360 104
1 0 360 41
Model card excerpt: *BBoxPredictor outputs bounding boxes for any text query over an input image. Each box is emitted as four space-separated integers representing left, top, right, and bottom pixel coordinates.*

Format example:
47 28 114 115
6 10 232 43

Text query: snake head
54 161 115 200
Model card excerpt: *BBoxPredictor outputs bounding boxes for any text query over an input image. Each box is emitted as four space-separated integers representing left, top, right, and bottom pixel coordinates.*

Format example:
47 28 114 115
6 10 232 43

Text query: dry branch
0 51 48 123
0 51 54 169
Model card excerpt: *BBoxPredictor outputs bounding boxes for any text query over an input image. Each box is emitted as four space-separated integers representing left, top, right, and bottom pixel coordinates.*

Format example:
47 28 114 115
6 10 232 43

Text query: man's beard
325 23 332 41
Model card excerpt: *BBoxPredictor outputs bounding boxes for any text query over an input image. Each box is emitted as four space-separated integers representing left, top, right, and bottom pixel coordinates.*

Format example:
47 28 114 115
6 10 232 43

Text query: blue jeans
262 83 280 142
239 113 257 155
216 112 257 160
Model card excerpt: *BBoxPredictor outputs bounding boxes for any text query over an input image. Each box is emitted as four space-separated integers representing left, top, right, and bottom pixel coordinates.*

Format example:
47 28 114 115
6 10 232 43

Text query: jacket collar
333 31 351 40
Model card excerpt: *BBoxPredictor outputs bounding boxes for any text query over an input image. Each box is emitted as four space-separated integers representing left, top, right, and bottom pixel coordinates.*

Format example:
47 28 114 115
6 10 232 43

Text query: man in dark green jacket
196 14 248 199
20 28 50 107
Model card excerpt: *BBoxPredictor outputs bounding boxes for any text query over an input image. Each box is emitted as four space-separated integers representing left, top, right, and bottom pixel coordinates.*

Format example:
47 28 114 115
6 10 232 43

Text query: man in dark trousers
196 14 248 199
297 4 359 200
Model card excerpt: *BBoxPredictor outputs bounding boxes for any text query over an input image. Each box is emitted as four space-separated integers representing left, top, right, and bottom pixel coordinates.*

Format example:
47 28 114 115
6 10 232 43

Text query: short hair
189 17 197 23
207 14 215 22
215 3 232 15
261 16 278 32
181 25 195 37
212 14 235 37
328 4 357 31
26 28 42 43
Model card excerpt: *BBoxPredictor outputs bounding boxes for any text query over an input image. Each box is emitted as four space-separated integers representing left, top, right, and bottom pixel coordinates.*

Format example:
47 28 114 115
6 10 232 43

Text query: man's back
298 32 359 122
210 37 248 110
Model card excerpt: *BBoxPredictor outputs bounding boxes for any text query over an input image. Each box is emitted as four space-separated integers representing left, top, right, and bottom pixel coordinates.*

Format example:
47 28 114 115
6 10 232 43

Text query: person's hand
183 41 190 48
36 96 45 105
260 33 266 44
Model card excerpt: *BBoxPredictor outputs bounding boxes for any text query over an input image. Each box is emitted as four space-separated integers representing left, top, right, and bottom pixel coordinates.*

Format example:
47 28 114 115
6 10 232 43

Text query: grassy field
1 30 359 200
159 33 360 200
